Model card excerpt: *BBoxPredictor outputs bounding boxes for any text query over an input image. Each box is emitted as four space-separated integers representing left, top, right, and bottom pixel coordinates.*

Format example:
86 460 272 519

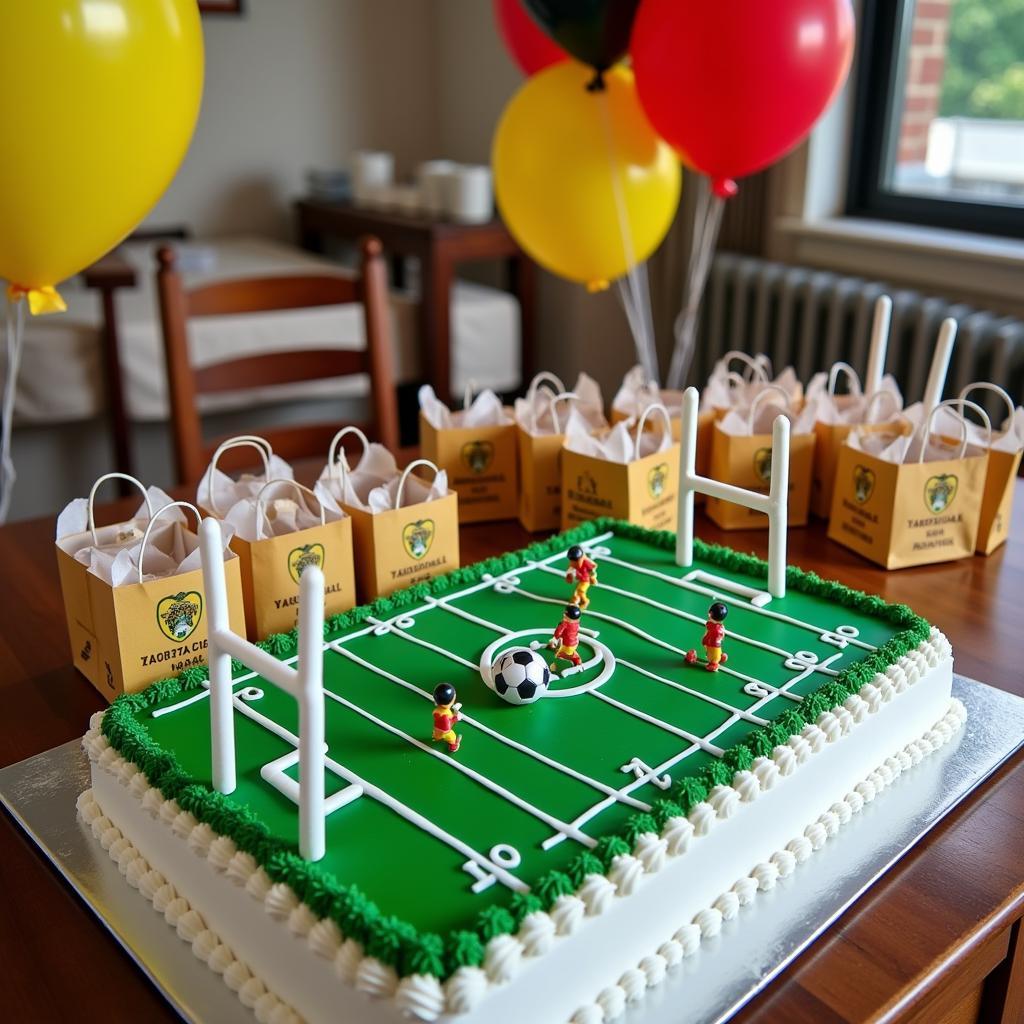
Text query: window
847 0 1024 237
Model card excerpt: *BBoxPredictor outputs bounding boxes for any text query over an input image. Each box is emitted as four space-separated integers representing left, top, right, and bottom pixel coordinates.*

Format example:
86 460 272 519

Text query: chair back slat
156 238 398 485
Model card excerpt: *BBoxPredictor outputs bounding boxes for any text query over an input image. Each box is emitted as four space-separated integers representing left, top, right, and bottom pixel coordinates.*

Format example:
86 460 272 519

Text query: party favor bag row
514 371 606 532
828 399 991 568
198 436 355 639
317 427 459 601
56 473 245 699
561 403 680 532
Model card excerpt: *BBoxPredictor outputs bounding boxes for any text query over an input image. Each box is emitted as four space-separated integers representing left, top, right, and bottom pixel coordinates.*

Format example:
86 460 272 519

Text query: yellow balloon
493 62 680 291
0 0 203 291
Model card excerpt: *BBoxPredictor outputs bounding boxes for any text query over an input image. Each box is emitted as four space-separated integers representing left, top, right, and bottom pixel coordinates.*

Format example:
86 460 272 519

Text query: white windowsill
775 215 1024 314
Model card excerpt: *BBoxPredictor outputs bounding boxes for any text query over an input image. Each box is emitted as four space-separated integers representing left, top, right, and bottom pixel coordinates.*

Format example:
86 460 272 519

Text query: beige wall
147 0 439 239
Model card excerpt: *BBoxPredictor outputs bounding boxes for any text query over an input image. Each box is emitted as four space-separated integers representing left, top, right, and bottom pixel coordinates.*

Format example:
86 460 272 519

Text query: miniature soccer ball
489 647 551 706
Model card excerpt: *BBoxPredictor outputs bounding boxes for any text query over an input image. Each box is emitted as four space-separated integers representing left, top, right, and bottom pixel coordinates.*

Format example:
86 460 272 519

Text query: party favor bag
561 403 679 531
828 399 991 569
935 383 1023 555
515 371 606 532
806 362 904 519
325 452 459 601
57 473 165 691
707 386 816 529
419 384 517 523
611 365 687 441
199 437 355 639
84 501 245 699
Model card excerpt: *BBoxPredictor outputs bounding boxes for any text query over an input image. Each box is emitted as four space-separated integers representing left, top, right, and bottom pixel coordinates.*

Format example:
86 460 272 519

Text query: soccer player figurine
565 544 598 609
685 602 729 672
548 604 583 673
431 682 463 753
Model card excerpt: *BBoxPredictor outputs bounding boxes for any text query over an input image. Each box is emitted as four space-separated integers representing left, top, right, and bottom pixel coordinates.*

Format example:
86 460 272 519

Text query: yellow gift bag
944 383 1023 555
561 403 680 531
198 436 356 639
85 501 246 700
828 399 992 568
340 458 460 601
56 473 158 692
707 386 816 529
515 371 607 532
419 384 518 523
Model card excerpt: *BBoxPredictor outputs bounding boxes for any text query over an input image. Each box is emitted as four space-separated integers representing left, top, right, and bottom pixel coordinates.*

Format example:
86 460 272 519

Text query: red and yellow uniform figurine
565 544 598 609
548 603 583 672
685 602 729 672
431 682 462 753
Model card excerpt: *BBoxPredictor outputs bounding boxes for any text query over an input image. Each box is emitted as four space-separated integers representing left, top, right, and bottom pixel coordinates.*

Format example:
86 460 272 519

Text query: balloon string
0 296 25 523
666 178 725 390
598 90 659 386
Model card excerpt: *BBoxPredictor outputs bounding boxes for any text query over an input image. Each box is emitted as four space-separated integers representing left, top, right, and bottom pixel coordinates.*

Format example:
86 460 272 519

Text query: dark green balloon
522 0 641 73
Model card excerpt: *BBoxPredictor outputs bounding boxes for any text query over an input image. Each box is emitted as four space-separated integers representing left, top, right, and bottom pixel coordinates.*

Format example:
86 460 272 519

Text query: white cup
418 160 457 217
353 151 394 207
448 165 493 224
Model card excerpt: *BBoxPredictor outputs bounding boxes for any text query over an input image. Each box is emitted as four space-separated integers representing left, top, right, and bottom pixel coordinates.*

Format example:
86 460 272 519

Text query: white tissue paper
699 358 802 414
845 409 990 464
612 366 685 421
197 454 295 517
220 479 341 544
367 468 450 512
717 393 820 437
932 402 1024 455
563 414 672 464
315 442 399 512
804 373 904 426
419 384 512 429
514 373 606 435
56 485 175 546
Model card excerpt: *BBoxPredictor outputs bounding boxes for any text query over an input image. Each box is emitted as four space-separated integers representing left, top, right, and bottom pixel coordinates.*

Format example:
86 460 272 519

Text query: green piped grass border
100 518 930 982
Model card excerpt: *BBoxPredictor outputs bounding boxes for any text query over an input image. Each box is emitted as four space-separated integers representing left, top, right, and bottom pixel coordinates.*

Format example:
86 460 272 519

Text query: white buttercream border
82 627 954 1023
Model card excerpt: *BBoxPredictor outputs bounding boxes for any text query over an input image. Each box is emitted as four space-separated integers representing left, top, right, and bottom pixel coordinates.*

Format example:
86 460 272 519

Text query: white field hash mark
150 530 866 890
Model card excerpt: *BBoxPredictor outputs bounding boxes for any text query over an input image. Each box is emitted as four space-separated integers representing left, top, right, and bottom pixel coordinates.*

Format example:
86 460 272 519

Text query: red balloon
494 0 566 76
631 0 854 187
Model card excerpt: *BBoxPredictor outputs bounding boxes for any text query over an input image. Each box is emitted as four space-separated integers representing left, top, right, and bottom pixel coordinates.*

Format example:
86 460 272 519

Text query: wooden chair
156 235 399 485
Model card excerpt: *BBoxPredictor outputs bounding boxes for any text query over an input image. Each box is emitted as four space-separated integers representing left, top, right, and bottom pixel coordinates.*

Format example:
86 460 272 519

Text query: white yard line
597 551 875 652
590 690 725 756
327 642 650 812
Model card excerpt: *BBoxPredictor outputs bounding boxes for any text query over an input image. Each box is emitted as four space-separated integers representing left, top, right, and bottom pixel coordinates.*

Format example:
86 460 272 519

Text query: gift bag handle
206 435 273 516
137 500 202 586
828 361 862 398
720 350 770 384
536 389 579 434
395 458 441 510
255 479 326 538
745 384 792 434
462 379 478 412
634 402 672 461
908 398 992 464
860 388 901 425
958 382 1016 443
526 371 567 432
88 472 153 546
327 426 371 484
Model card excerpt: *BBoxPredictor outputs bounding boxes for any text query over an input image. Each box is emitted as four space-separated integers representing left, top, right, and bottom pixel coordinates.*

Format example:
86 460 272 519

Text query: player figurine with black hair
565 545 598 610
431 682 462 753
548 603 583 673
685 602 729 672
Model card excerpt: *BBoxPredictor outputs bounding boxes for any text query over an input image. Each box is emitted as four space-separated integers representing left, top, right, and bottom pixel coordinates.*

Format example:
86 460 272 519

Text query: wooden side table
295 199 536 404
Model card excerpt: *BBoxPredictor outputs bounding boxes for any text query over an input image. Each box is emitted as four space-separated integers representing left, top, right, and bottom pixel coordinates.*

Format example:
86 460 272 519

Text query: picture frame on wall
199 0 243 13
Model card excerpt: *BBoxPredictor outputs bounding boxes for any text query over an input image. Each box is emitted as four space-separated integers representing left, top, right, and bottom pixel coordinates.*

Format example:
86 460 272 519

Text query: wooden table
2 478 1022 1023
295 199 536 404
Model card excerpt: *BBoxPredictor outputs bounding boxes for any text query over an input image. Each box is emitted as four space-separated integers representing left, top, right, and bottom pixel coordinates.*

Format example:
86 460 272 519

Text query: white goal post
199 517 328 861
675 386 790 598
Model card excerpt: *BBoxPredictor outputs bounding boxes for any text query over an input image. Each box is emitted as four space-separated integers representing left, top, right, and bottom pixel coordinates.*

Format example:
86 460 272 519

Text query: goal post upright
675 386 790 599
297 563 326 862
200 517 236 795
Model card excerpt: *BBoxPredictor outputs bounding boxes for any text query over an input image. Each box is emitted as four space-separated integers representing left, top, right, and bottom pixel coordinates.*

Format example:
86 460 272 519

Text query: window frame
846 0 1024 239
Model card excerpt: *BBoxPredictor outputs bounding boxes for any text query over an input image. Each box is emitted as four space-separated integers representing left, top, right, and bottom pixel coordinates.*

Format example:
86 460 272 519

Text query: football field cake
80 518 961 1024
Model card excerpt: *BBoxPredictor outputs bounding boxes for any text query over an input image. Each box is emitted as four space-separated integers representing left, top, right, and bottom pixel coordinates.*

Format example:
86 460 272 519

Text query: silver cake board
2 675 1023 1024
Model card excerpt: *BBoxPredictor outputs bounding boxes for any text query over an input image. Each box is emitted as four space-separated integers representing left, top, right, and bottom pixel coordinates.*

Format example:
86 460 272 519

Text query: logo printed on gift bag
461 440 494 475
287 543 325 584
854 465 876 505
647 463 668 499
753 447 772 483
157 591 203 642
577 470 598 495
402 519 435 560
925 474 958 514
